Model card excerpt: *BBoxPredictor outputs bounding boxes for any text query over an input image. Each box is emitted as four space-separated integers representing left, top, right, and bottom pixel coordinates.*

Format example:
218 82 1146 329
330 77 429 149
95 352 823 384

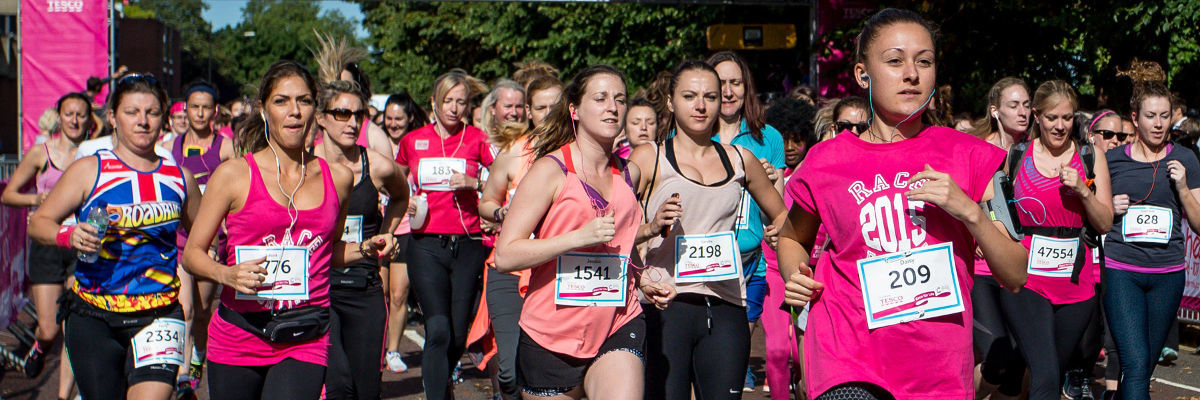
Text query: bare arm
1167 160 1200 234
741 147 788 237
479 148 516 223
1063 143 1114 232
28 157 97 247
370 150 409 234
1 146 47 208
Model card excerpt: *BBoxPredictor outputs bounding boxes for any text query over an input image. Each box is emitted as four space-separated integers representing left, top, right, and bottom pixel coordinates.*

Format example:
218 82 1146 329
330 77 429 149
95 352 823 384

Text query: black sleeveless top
342 146 384 271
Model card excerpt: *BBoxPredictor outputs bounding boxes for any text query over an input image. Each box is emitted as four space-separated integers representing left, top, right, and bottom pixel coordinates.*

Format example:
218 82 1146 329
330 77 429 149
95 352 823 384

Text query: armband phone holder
983 171 1023 241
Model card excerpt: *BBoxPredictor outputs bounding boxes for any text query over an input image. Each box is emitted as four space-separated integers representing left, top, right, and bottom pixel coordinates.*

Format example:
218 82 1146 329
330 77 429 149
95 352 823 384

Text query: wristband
55 225 75 249
493 207 502 222
358 240 374 259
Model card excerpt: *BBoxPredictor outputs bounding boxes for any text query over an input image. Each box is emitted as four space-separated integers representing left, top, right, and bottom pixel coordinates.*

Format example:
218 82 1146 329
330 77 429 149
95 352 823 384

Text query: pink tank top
208 154 340 367
519 145 642 359
1013 148 1095 304
35 143 65 193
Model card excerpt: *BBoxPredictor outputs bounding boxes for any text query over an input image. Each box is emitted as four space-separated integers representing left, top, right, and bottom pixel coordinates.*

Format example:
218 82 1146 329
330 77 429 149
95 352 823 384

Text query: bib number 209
888 265 931 289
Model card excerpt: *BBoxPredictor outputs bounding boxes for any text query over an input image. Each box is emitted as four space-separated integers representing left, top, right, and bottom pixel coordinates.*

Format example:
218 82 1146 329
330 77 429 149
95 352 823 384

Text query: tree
213 0 360 96
355 2 721 102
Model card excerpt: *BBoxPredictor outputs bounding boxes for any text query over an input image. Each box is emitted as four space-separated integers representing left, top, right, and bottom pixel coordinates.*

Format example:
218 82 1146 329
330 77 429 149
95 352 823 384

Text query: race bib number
856 242 964 329
234 246 311 301
734 190 753 230
675 232 740 283
131 318 185 368
555 252 628 306
1027 235 1079 278
418 157 467 191
343 215 363 243
1123 205 1172 244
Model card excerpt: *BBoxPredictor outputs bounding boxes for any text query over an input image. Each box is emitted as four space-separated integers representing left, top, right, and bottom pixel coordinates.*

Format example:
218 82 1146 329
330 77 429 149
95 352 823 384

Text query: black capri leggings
208 358 326 400
64 301 183 399
407 234 488 400
971 275 1025 396
998 288 1097 400
645 294 750 400
325 271 388 400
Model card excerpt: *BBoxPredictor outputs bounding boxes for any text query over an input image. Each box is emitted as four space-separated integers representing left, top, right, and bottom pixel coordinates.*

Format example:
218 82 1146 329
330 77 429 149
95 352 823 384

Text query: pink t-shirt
395 124 495 235
208 155 339 367
787 126 1004 399
1012 149 1096 304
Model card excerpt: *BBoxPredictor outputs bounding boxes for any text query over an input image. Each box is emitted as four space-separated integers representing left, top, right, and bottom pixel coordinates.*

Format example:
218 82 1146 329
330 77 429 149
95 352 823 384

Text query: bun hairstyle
513 60 561 89
236 60 319 156
706 51 766 142
854 8 938 64
1119 59 1173 115
530 65 626 158
967 77 1030 139
1029 80 1078 139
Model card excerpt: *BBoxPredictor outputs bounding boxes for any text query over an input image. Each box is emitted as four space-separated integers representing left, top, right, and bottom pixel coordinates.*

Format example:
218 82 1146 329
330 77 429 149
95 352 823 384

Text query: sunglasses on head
116 73 159 87
836 121 869 134
325 108 366 122
1093 129 1130 142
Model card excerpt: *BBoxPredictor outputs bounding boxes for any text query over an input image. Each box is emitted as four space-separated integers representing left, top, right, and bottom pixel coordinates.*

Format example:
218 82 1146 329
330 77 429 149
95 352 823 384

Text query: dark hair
526 75 564 104
788 85 817 104
184 79 220 103
854 8 938 64
669 60 721 138
108 73 169 113
531 65 627 158
636 70 674 143
706 51 766 142
832 96 868 121
765 97 817 148
236 60 319 156
56 92 93 115
384 91 429 134
86 76 104 93
1120 60 1173 115
343 62 372 98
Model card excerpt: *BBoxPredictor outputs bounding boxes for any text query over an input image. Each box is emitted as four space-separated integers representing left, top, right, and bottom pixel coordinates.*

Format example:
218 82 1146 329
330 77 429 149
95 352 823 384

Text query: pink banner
814 0 877 98
1182 226 1200 312
20 0 110 152
0 180 28 331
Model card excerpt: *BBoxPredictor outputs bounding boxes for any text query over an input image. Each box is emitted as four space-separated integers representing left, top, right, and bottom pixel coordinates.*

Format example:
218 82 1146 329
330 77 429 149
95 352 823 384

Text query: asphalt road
3 319 1199 399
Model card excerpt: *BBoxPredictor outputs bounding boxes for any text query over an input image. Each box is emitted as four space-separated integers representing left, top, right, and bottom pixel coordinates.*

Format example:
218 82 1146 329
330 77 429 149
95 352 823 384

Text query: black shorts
390 233 412 263
27 242 75 284
517 315 646 396
63 295 183 395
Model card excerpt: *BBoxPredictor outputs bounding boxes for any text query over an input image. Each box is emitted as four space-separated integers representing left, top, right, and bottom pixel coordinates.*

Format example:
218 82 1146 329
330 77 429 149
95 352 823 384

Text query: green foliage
356 2 720 102
212 0 360 96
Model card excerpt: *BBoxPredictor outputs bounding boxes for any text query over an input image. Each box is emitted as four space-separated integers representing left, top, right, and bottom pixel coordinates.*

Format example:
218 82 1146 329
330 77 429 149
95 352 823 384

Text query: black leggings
971 275 1025 396
645 294 750 400
64 304 182 400
1068 283 1106 376
208 358 326 400
998 288 1097 399
325 278 387 400
814 383 895 400
486 269 524 400
407 234 488 400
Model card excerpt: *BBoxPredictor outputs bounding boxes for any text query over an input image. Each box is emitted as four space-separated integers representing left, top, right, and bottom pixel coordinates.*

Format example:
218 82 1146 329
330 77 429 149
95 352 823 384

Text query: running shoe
451 361 464 384
1159 347 1178 365
385 351 408 373
22 342 44 378
1063 369 1085 399
1100 389 1117 400
175 375 196 400
744 368 756 392
187 358 204 388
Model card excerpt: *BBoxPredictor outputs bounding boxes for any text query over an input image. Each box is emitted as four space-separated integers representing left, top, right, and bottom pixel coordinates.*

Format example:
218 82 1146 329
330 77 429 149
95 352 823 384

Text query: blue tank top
73 150 187 312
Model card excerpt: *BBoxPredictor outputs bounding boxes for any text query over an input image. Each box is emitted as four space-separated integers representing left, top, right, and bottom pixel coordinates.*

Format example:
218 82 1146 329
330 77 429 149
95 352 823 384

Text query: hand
651 194 682 236
1113 194 1130 215
365 234 394 258
784 263 822 307
906 164 979 223
407 199 418 217
1058 163 1089 196
760 158 779 183
449 172 476 191
639 281 677 310
764 224 780 250
573 210 616 248
33 192 50 207
1168 160 1188 191
222 257 268 295
496 206 509 222
71 223 103 253
480 219 500 234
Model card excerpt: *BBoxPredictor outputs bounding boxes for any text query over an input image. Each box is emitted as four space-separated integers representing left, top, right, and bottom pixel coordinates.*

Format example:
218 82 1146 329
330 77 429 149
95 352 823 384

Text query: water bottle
411 194 429 230
78 202 109 263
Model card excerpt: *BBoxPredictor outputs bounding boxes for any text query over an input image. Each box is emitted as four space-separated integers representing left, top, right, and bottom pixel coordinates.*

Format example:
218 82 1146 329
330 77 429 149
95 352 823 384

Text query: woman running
1089 110 1127 151
380 91 428 374
777 9 1029 399
968 77 1031 149
2 92 92 398
493 64 673 400
1103 61 1200 400
27 74 200 400
314 80 409 400
614 96 658 160
526 75 564 129
997 80 1112 400
394 70 494 400
181 60 384 399
632 60 787 400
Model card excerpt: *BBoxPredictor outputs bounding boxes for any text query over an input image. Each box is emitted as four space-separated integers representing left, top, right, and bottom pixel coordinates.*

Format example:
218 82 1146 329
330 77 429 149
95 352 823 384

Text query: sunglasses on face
836 121 869 134
1093 130 1130 142
325 108 366 122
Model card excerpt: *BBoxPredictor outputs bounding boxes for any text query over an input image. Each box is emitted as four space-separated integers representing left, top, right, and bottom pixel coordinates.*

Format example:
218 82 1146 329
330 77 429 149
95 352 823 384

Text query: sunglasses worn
1093 129 1130 142
325 108 366 122
836 121 869 134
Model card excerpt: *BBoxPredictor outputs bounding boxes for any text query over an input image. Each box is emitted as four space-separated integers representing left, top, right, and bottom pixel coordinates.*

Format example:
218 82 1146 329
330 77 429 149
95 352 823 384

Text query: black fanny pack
330 267 380 290
58 291 180 327
218 304 330 343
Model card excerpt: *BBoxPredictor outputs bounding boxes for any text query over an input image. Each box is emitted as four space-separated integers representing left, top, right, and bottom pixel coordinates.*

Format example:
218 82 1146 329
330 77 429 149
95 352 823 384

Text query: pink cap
170 101 185 115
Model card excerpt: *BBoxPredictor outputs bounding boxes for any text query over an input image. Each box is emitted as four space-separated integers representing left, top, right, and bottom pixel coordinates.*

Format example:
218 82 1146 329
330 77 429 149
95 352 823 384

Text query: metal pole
109 0 114 79
809 0 818 91
15 1 21 157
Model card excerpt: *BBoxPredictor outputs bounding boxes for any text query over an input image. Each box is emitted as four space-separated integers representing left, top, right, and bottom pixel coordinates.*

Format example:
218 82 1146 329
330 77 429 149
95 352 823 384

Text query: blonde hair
1119 59 1173 115
491 121 529 152
430 71 486 122
1030 80 1077 139
814 104 836 142
513 60 560 89
312 30 366 85
480 79 525 138
38 108 58 134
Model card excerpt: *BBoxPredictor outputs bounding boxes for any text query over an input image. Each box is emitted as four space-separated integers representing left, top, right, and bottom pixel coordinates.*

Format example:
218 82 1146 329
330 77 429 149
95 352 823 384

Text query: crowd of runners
3 7 1199 400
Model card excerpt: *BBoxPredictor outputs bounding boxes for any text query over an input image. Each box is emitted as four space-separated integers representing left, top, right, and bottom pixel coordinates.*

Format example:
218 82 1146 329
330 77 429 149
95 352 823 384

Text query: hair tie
1088 110 1115 132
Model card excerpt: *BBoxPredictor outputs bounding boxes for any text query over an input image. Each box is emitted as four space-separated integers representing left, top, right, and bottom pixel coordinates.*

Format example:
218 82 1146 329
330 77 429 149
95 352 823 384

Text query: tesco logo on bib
47 0 84 12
